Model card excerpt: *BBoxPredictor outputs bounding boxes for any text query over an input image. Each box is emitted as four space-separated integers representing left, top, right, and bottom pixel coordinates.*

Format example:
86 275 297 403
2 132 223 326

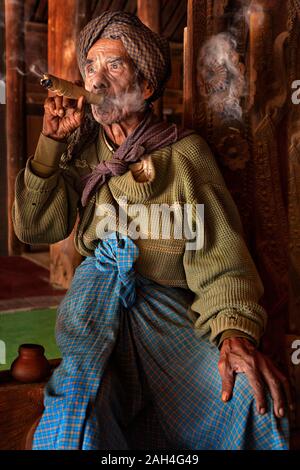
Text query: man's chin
92 108 120 126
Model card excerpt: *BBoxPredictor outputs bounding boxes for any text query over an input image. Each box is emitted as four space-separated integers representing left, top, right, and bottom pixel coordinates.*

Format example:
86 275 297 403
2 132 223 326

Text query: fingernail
279 408 285 417
222 392 229 402
259 407 266 414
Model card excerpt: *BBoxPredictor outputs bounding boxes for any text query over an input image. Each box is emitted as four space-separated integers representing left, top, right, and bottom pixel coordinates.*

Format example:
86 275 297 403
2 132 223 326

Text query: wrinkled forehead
86 37 129 62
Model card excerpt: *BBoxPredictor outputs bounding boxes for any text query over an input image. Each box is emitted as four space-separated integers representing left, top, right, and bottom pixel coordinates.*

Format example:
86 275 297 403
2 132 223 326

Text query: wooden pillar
5 0 25 255
48 0 84 288
137 0 162 118
183 0 207 132
0 1 8 255
137 0 160 32
48 0 82 81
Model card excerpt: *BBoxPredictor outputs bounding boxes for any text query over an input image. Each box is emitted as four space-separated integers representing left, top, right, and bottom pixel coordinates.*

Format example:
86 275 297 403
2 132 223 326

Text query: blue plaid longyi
32 232 289 450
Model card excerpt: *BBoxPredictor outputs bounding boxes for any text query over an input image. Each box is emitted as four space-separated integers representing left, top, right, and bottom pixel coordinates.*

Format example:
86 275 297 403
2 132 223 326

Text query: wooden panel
5 0 26 255
90 0 137 17
0 104 7 256
183 0 206 131
25 0 38 22
34 0 48 22
93 0 113 17
164 43 183 122
162 0 186 42
25 21 48 105
48 0 81 81
48 0 84 288
0 0 7 256
137 0 160 32
137 0 162 117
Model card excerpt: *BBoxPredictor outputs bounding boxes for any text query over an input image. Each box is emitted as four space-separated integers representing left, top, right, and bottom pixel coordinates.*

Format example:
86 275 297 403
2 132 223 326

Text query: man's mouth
93 96 116 112
93 104 111 115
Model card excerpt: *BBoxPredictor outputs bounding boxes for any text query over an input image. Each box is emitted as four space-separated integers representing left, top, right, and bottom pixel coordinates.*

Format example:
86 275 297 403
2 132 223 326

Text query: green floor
0 308 61 371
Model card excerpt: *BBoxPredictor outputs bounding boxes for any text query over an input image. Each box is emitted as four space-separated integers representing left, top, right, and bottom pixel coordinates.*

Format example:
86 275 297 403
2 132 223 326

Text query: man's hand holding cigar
42 89 85 143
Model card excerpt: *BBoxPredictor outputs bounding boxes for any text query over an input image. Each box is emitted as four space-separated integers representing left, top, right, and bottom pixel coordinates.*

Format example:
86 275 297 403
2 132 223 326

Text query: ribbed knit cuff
217 329 257 349
210 311 262 347
25 157 60 192
31 133 67 177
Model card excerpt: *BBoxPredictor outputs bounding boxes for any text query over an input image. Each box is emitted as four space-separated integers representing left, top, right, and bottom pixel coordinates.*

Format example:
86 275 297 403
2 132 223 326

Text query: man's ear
141 80 154 101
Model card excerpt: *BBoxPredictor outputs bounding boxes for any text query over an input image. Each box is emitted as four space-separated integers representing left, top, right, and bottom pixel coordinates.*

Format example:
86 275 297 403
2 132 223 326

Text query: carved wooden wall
287 0 300 433
288 2 300 340
183 0 299 430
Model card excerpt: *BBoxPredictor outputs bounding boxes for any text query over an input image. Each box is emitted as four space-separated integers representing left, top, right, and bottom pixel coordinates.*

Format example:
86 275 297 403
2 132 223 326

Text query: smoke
29 64 44 78
4 64 30 77
0 1 46 102
4 59 46 78
91 82 147 125
197 1 265 121
110 83 146 114
0 63 44 105
236 0 265 28
0 4 47 79
10 66 27 76
197 32 245 121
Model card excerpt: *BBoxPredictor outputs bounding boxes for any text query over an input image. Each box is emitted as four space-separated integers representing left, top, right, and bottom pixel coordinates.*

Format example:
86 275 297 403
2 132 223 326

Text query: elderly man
13 11 290 449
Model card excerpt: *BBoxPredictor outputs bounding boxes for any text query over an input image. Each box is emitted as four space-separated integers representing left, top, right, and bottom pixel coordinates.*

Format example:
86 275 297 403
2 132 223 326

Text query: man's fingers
275 368 295 412
244 367 266 414
62 96 77 109
73 96 85 122
260 366 285 418
54 95 64 117
77 95 85 112
44 97 58 118
263 357 295 416
218 357 235 402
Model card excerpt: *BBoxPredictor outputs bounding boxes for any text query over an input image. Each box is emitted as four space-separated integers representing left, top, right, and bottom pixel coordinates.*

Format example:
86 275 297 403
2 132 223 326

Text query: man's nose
92 70 108 92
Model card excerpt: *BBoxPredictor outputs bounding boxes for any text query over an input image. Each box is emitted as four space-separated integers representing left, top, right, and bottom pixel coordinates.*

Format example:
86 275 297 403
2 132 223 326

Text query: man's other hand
218 336 294 418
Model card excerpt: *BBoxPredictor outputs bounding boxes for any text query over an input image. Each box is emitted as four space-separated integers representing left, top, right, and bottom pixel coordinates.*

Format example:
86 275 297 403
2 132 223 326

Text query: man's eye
110 62 120 70
87 65 95 74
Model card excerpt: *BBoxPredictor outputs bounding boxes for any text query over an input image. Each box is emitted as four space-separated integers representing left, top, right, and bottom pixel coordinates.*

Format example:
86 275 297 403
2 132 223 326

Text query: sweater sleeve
12 134 80 245
178 137 267 347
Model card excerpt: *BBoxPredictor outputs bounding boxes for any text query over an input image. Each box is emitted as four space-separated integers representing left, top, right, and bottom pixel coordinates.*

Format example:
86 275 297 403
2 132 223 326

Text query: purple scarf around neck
81 111 193 206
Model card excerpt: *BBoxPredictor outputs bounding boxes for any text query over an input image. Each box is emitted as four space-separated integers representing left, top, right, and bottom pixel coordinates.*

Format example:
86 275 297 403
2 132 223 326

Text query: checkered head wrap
77 10 171 102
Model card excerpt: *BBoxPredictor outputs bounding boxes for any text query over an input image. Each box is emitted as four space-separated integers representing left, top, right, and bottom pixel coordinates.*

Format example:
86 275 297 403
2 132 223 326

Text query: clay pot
10 344 51 383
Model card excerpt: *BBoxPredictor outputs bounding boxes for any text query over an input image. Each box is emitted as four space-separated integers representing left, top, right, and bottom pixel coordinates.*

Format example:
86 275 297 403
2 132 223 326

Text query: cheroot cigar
40 73 104 106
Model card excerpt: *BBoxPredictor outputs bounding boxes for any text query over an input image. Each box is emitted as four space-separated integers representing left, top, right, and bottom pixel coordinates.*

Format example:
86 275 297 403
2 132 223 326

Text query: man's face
84 38 146 125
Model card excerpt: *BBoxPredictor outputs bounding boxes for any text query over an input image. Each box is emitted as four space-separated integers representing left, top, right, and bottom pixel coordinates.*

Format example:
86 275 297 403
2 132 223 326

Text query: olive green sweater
12 131 267 346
